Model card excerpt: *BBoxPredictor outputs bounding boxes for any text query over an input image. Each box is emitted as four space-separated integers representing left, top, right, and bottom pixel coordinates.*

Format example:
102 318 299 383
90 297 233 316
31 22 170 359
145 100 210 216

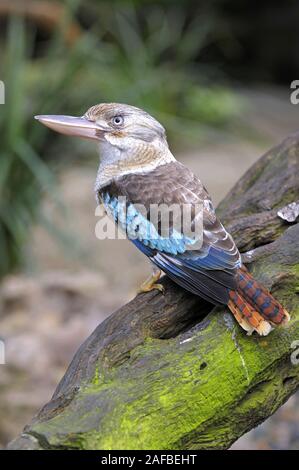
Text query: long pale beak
34 115 106 141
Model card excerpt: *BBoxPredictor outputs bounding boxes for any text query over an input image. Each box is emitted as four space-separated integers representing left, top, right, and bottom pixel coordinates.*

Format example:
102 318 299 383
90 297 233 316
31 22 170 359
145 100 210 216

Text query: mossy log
8 133 299 450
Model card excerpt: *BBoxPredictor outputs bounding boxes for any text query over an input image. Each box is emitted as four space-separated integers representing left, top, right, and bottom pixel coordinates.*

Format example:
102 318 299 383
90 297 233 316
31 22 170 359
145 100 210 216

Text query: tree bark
8 133 299 450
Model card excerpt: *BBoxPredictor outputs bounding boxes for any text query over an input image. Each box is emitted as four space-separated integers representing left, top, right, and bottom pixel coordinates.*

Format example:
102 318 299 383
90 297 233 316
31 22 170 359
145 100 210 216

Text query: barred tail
228 266 290 336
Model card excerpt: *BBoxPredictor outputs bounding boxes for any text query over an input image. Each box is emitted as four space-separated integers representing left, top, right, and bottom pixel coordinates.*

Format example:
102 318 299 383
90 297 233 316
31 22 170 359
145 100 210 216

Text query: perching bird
35 103 290 336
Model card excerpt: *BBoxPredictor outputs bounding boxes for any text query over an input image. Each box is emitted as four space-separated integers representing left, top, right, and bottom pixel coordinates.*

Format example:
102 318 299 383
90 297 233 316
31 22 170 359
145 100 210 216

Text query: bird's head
35 103 174 187
35 102 167 149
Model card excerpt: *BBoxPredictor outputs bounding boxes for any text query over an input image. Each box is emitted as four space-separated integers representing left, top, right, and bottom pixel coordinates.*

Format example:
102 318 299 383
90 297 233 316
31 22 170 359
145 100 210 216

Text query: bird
35 103 290 336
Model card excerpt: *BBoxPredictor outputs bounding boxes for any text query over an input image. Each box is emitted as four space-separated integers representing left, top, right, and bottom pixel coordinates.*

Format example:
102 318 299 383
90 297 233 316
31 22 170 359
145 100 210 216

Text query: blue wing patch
102 193 198 256
102 192 239 305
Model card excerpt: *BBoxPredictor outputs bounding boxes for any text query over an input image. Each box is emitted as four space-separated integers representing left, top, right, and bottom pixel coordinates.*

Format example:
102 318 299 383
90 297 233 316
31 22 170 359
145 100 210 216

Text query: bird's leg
138 266 164 294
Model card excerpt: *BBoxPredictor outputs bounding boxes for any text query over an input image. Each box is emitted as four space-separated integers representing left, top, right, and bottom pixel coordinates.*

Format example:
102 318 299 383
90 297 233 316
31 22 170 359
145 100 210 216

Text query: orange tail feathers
228 266 290 336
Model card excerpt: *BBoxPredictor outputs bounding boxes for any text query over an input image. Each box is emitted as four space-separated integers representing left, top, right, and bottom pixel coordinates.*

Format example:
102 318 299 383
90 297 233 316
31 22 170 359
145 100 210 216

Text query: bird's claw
138 282 165 294
138 269 164 294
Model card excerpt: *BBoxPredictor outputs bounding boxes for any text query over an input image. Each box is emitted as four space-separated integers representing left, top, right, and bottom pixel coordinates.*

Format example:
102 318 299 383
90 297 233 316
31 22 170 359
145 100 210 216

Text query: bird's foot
138 270 164 294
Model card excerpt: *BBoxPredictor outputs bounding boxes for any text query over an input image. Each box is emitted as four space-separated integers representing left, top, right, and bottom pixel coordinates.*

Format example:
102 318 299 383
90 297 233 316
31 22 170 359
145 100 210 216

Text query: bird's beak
34 115 107 141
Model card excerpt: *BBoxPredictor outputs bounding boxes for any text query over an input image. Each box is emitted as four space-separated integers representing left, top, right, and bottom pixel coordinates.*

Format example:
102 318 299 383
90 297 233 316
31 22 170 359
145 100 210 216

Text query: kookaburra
35 103 290 336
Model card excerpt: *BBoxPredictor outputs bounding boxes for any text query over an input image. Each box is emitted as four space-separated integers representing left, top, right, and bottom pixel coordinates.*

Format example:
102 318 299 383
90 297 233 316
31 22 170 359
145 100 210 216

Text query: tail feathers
228 292 273 336
235 266 290 325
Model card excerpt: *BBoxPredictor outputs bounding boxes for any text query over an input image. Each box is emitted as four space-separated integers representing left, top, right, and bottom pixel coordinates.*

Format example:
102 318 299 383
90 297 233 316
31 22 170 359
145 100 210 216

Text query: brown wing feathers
101 162 290 335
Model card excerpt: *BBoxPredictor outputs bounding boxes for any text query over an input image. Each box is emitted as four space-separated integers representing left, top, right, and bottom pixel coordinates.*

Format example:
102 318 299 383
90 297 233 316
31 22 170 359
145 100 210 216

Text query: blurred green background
0 0 298 450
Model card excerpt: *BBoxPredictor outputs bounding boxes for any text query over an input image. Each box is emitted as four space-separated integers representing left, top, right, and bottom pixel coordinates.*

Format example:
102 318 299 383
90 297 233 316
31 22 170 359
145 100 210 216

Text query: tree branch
8 133 299 450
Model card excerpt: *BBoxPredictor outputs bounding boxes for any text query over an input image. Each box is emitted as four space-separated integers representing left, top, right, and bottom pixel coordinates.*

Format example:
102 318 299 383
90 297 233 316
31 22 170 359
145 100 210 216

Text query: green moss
91 364 100 386
291 264 299 278
20 223 299 450
29 305 299 450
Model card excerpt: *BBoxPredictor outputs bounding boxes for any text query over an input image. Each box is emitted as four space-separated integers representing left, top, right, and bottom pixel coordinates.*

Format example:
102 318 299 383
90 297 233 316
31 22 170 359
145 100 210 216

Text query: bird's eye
112 115 124 126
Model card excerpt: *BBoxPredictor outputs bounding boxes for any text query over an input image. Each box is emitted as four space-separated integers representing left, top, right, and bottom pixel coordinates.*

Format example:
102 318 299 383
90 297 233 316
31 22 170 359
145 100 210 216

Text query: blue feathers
102 191 240 275
103 192 197 256
181 245 240 271
99 160 241 306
